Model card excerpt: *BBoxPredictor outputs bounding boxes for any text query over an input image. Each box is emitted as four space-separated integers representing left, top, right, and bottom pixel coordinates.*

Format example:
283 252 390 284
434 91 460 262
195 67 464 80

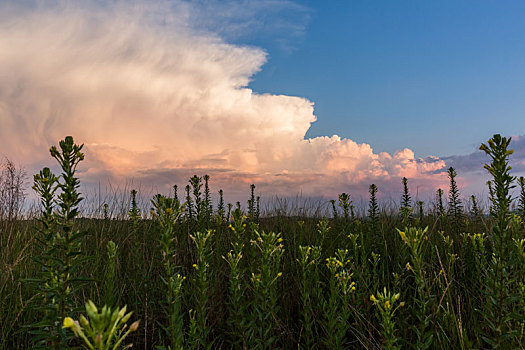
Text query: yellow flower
63 317 75 329
370 295 377 303
406 262 411 271
165 208 173 215
384 300 391 309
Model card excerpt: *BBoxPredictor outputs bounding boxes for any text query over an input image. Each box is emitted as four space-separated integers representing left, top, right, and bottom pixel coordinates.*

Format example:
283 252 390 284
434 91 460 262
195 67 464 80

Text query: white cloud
0 0 448 200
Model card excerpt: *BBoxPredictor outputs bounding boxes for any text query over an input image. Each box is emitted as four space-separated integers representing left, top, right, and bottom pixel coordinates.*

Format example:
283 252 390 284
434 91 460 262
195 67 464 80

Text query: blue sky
240 1 525 157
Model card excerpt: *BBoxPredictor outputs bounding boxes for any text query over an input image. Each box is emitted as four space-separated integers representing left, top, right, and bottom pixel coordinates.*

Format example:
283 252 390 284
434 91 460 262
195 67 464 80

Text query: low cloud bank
443 135 525 175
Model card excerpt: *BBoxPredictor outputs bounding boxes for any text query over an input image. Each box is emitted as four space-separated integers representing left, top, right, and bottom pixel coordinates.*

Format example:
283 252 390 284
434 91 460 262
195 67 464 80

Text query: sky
245 1 525 156
1 0 525 205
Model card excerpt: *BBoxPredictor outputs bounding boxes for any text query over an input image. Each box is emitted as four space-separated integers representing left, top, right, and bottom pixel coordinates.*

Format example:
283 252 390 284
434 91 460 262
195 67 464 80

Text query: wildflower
63 317 76 329
370 295 377 303
406 262 411 271
384 300 391 309
165 208 173 215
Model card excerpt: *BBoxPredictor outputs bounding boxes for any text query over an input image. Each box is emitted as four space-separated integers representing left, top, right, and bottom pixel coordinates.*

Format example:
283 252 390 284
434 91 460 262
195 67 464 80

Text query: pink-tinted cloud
0 0 449 201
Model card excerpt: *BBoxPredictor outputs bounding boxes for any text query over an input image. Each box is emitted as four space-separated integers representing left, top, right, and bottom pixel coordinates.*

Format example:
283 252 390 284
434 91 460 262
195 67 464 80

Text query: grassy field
2 134 525 349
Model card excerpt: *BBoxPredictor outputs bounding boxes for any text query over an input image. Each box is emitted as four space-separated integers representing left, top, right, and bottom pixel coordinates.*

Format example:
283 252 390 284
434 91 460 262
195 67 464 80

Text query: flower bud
80 315 89 328
129 320 140 332
121 312 133 324
118 305 128 319
86 300 98 316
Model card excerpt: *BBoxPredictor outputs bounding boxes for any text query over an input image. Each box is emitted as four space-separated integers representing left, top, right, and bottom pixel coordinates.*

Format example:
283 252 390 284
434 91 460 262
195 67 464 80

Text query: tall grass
2 134 525 348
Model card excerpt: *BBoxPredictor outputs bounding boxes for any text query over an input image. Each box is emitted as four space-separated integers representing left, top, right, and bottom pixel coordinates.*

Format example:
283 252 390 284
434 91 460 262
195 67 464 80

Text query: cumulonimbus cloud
0 0 450 200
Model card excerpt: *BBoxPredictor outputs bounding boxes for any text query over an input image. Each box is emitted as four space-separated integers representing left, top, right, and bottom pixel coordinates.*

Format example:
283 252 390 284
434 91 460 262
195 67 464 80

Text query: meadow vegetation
2 134 525 349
